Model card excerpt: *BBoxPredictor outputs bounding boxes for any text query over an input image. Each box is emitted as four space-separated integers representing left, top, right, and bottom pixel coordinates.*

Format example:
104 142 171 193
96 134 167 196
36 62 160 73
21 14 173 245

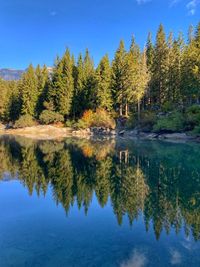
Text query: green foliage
14 114 36 128
1 22 200 130
75 119 89 129
112 40 127 115
20 64 38 117
140 111 157 131
126 111 156 131
151 24 169 107
39 110 64 125
50 49 74 118
185 105 200 130
96 54 113 111
65 120 76 128
126 113 137 129
72 50 96 118
193 125 200 135
35 64 50 117
161 101 174 112
153 112 184 133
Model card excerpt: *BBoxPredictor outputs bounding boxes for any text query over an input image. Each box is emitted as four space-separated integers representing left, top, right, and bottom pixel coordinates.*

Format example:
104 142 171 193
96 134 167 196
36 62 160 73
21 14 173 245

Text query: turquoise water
0 136 200 267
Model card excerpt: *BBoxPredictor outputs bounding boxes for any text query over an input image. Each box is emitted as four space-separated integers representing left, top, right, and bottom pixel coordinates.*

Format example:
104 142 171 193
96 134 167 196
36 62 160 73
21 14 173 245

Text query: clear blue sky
0 0 199 69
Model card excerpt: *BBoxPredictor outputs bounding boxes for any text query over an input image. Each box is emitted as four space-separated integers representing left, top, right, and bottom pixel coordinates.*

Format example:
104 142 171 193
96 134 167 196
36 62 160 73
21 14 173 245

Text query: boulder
119 130 125 136
0 123 6 130
162 133 194 140
145 133 158 139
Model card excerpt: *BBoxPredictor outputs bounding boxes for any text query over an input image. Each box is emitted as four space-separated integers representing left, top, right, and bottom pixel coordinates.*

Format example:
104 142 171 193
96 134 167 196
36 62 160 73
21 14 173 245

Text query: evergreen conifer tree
96 54 112 111
20 64 38 116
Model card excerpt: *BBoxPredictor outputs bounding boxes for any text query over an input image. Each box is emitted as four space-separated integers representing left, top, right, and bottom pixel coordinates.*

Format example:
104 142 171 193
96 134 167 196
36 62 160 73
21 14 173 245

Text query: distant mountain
0 68 24 81
0 67 53 81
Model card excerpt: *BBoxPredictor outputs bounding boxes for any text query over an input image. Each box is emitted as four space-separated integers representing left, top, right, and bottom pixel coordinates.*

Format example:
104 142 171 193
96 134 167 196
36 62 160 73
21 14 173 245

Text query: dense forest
0 23 200 132
0 136 200 240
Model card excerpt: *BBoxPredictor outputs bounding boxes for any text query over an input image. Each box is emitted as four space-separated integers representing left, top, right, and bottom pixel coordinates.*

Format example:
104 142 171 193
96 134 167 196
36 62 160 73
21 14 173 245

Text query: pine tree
8 81 21 121
35 64 49 116
151 24 169 108
20 64 38 116
59 49 74 117
167 33 184 105
72 54 85 118
51 49 74 118
145 32 154 108
96 54 112 111
146 32 154 70
112 40 127 116
125 36 140 116
82 49 96 111
136 50 150 122
181 23 200 104
188 24 194 44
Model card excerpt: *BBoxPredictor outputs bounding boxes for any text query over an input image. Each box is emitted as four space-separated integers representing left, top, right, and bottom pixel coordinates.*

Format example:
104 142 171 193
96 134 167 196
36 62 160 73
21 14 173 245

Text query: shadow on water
0 135 200 242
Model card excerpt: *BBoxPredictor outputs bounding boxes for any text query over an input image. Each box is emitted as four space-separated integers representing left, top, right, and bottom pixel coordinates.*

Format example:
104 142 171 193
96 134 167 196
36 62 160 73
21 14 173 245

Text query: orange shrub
81 110 94 126
77 109 116 129
92 109 116 129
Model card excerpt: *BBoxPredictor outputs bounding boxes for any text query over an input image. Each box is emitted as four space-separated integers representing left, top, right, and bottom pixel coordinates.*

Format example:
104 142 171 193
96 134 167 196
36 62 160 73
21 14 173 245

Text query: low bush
185 105 200 130
161 101 174 112
39 110 64 125
140 111 157 132
153 112 184 133
77 109 116 129
79 110 94 128
92 109 116 129
126 111 156 131
193 125 200 135
14 114 36 128
125 113 137 129
65 120 76 128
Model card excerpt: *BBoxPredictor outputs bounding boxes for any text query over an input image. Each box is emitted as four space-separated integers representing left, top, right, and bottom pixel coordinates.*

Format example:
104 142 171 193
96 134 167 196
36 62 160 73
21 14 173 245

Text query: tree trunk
120 103 123 116
125 102 128 117
137 100 141 125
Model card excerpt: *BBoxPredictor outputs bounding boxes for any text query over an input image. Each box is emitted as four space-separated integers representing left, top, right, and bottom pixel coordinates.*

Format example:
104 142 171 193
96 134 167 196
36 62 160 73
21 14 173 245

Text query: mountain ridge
0 68 24 80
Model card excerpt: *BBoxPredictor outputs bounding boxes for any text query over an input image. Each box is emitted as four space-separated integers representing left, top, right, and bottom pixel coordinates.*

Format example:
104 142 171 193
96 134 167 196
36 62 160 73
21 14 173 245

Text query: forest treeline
0 137 200 240
0 23 200 131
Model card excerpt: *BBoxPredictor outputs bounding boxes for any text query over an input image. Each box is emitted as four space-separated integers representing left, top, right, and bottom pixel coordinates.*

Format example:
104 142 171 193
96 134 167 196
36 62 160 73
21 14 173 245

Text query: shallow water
0 136 200 267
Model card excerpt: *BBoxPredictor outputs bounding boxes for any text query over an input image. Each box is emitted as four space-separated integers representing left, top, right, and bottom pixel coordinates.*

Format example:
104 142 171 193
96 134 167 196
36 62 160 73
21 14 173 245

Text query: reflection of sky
0 179 200 266
121 249 147 267
170 249 182 265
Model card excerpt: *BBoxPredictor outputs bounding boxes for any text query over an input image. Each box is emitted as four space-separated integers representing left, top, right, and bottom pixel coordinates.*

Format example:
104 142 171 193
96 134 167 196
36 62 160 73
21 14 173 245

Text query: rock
130 129 139 136
119 130 125 136
110 130 117 135
162 133 194 140
0 123 6 130
146 133 158 139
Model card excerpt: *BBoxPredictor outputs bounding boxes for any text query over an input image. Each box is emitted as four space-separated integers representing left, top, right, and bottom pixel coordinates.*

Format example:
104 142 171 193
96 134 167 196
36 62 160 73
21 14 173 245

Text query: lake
0 136 200 267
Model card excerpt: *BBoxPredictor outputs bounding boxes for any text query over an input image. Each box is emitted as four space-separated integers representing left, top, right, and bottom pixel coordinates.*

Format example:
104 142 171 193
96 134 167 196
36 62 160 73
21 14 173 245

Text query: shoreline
0 125 199 142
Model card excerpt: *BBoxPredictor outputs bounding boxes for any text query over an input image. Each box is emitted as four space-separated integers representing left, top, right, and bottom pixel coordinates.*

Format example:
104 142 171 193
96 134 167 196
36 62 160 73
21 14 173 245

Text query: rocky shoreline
0 124 199 142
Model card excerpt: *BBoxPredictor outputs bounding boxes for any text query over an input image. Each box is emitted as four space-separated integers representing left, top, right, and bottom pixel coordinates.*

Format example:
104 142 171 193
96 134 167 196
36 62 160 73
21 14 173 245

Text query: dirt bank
0 125 199 142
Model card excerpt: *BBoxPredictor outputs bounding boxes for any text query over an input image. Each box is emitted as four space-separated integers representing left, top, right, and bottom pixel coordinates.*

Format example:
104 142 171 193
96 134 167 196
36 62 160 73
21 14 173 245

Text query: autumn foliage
77 109 116 129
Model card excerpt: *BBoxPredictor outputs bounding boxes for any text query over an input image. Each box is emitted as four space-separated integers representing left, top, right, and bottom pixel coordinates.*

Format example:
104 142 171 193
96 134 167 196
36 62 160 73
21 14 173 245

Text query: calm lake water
0 136 200 267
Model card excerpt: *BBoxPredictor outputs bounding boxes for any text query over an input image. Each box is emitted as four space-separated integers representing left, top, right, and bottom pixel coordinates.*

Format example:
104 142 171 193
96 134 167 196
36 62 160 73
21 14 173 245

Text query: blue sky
0 0 199 69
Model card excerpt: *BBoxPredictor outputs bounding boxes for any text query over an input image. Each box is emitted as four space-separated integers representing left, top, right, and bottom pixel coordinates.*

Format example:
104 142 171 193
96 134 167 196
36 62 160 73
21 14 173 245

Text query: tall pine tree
112 40 127 116
20 64 38 117
151 24 168 108
96 54 112 111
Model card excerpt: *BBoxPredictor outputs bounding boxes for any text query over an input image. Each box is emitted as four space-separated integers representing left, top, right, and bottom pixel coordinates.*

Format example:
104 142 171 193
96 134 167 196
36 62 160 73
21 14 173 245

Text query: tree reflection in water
0 136 200 241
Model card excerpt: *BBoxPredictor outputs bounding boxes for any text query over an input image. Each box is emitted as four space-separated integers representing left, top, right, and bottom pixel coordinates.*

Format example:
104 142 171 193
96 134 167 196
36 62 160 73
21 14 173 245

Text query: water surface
0 136 200 267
